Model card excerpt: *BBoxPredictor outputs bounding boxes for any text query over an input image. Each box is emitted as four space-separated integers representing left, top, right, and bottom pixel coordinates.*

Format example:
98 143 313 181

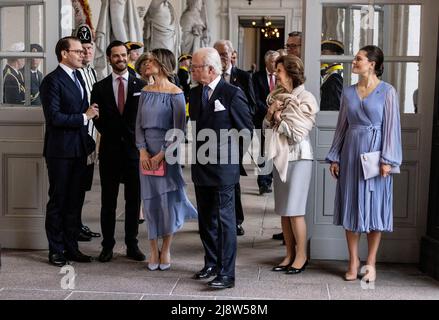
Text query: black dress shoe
193 266 217 279
285 260 308 274
49 252 68 267
272 232 284 240
98 248 113 262
126 247 146 261
237 224 245 236
65 250 93 262
78 230 92 242
259 185 273 195
207 275 235 289
81 225 101 238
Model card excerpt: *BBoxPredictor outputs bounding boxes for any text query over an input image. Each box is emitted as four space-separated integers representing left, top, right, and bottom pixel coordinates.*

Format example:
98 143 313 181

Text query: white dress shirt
223 65 232 83
59 63 87 125
205 75 222 99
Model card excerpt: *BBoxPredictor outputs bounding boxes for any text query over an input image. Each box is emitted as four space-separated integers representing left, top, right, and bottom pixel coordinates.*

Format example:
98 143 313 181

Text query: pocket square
214 99 226 112
133 92 141 96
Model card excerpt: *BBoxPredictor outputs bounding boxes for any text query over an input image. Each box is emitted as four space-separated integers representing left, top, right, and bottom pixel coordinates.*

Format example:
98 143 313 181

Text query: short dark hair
275 54 306 87
360 45 384 77
106 40 127 57
55 36 80 62
288 31 302 38
30 43 43 52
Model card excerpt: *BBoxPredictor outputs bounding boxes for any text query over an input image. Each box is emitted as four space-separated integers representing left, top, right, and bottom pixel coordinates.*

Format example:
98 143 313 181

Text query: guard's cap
76 24 93 44
321 39 344 55
178 54 192 63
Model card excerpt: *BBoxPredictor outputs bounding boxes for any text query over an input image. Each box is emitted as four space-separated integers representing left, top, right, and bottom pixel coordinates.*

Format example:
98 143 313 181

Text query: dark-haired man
40 36 99 266
91 41 146 263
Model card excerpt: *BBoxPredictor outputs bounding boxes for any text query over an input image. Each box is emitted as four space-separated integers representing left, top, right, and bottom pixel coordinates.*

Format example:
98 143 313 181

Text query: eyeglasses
66 49 85 55
189 64 208 71
285 44 301 50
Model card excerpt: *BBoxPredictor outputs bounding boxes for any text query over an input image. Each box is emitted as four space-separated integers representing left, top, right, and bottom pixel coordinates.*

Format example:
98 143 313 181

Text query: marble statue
94 0 143 79
180 0 210 55
143 0 180 57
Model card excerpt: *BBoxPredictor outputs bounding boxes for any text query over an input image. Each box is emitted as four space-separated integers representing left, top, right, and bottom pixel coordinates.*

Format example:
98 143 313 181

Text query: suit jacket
252 69 271 127
41 66 89 158
30 70 43 105
230 66 256 116
189 78 254 186
91 73 146 161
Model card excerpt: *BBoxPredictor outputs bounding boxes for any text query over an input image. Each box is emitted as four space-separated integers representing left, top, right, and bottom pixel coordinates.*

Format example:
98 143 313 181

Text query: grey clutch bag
360 151 400 180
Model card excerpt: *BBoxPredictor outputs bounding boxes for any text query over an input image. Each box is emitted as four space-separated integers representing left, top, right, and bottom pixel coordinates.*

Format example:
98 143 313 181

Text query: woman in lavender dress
135 48 197 271
326 46 402 282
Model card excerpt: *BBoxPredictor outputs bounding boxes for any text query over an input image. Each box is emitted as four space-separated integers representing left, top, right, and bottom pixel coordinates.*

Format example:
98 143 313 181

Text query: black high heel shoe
272 258 294 272
285 260 308 275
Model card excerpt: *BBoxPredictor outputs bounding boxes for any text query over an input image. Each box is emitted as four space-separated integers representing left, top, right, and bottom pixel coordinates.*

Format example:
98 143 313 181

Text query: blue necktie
73 71 83 98
202 85 209 109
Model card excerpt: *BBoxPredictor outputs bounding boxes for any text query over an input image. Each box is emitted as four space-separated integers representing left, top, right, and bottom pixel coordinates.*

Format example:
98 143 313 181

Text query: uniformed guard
29 43 44 105
3 42 25 105
74 23 102 240
320 39 344 111
125 41 144 77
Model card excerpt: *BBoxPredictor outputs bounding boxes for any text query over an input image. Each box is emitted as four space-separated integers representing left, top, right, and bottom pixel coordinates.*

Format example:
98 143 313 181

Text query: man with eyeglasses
285 31 302 58
189 47 253 289
213 39 256 237
40 36 99 267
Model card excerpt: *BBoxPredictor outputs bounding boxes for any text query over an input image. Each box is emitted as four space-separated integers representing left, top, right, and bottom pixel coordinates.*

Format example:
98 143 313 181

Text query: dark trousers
195 184 237 279
78 163 95 226
256 124 273 188
235 183 244 225
45 157 87 255
99 157 140 250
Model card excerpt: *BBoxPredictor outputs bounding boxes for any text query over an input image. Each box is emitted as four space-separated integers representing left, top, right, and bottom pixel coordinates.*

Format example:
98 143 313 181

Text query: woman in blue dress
135 48 197 271
326 45 402 282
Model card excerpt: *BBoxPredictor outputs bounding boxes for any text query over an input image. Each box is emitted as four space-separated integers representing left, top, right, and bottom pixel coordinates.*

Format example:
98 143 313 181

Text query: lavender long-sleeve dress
326 81 402 232
136 91 197 240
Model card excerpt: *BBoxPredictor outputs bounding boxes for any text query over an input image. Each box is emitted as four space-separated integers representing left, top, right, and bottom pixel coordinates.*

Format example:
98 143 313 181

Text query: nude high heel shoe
344 258 361 281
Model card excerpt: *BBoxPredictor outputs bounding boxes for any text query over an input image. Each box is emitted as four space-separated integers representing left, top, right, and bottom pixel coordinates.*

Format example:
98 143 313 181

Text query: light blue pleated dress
135 91 197 240
326 81 402 233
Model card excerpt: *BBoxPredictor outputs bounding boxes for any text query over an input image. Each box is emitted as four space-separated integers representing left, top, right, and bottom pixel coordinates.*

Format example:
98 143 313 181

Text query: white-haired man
190 47 253 289
3 42 25 104
213 39 255 237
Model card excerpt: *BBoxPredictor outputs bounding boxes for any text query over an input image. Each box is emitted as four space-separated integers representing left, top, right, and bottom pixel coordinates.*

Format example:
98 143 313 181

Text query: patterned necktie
202 85 209 109
269 73 275 91
117 77 125 114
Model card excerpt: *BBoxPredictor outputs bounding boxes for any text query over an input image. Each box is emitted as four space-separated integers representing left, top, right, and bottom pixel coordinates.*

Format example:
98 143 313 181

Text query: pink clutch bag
140 161 166 177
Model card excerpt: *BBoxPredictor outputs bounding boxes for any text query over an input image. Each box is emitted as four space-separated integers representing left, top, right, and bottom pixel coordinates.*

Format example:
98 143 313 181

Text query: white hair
264 50 279 63
194 47 223 75
213 39 234 53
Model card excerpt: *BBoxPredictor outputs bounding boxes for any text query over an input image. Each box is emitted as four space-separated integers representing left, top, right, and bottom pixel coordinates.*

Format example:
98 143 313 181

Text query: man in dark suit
29 44 44 105
213 40 255 236
41 36 99 266
190 47 253 289
252 50 280 195
91 41 146 263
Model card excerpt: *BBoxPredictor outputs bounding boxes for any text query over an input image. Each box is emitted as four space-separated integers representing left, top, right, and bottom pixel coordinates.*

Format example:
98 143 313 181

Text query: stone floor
1 165 439 301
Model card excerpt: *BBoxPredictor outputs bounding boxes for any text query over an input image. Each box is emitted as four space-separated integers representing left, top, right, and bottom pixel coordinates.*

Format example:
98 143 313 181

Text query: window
321 4 421 113
0 1 45 107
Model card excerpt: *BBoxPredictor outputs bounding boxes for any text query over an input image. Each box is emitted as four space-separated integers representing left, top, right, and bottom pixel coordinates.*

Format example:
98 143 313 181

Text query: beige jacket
263 85 318 182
